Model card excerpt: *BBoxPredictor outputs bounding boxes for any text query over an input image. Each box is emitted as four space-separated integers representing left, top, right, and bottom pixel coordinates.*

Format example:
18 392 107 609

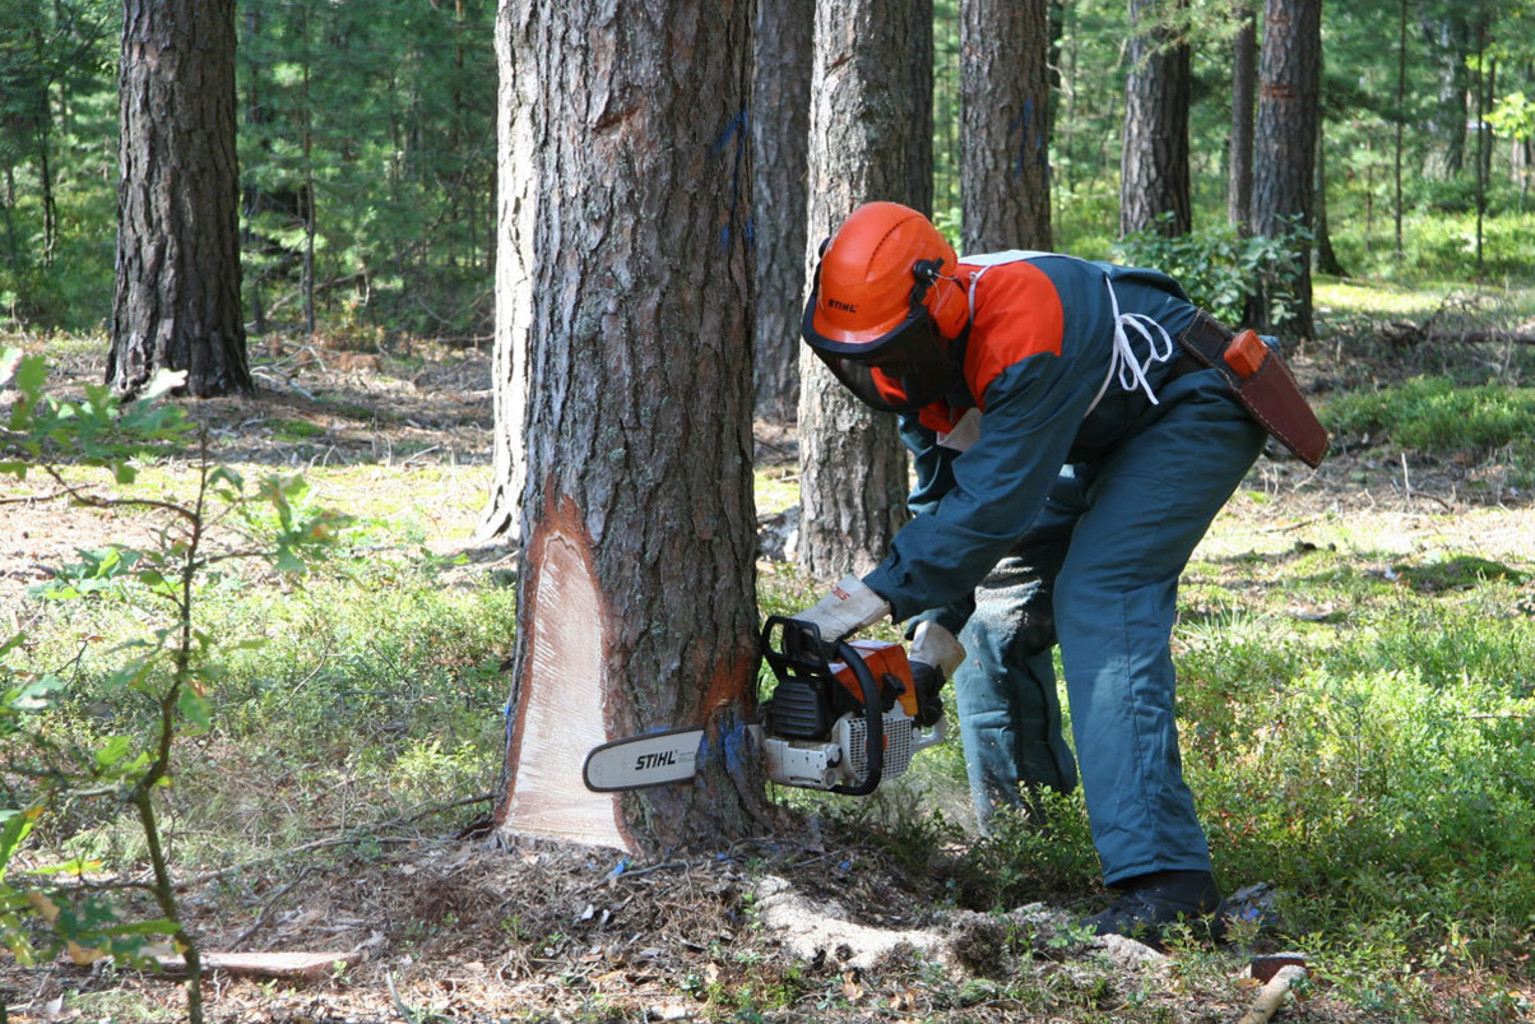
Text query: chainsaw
582 616 944 795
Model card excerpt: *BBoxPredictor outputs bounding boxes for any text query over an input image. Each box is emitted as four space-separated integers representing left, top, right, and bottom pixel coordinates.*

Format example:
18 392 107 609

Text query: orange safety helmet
802 202 968 413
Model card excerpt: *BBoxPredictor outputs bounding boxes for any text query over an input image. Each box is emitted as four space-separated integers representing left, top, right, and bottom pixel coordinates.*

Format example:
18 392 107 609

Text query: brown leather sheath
1174 311 1329 468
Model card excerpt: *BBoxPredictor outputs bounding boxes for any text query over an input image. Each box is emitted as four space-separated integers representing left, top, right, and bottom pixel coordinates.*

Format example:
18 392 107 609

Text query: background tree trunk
1252 0 1320 341
961 0 1053 252
909 0 936 218
1119 0 1191 238
1313 126 1346 277
1229 2 1257 233
1419 10 1470 180
491 0 767 855
796 0 921 580
750 0 815 424
478 0 536 544
109 0 250 400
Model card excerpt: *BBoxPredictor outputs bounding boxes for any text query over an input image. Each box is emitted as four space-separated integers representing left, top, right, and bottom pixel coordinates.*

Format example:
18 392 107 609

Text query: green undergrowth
1321 376 1535 488
14 534 514 874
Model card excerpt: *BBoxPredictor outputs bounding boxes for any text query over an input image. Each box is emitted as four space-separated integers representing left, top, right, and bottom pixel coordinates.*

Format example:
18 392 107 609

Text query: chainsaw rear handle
759 616 884 795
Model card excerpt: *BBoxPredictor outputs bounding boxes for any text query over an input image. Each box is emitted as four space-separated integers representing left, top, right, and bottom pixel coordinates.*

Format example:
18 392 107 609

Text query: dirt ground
2 335 1532 1023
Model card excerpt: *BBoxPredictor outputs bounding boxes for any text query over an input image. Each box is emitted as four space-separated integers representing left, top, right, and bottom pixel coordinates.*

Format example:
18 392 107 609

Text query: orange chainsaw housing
829 640 919 718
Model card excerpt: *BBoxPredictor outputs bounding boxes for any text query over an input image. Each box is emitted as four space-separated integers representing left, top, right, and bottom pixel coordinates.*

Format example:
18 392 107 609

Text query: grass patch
1321 376 1535 489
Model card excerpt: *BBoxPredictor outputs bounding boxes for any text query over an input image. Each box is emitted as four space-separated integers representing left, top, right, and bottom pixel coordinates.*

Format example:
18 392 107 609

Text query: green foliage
1487 92 1535 143
1168 535 1535 1001
1113 216 1312 326
0 350 347 1019
1322 376 1535 484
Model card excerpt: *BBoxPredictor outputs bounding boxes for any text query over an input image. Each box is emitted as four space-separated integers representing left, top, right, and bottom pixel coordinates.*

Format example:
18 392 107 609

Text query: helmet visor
804 306 956 414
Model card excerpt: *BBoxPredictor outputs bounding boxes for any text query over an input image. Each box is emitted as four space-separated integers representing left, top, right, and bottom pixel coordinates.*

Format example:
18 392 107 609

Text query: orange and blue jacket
862 252 1200 632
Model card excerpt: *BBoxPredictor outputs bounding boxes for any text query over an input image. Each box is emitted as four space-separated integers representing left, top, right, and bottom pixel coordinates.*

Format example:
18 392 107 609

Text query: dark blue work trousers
953 367 1266 885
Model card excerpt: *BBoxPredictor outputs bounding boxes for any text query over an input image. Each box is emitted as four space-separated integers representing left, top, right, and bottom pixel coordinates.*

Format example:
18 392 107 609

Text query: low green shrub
1113 215 1311 326
1322 376 1535 480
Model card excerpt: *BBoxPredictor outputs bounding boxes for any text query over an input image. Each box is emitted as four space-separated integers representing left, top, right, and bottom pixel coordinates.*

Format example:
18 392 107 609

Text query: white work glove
908 621 965 728
793 575 892 648
909 620 966 677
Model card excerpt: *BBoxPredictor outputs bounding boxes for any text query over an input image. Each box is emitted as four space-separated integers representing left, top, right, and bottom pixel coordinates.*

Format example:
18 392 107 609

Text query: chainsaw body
759 616 944 795
581 617 944 794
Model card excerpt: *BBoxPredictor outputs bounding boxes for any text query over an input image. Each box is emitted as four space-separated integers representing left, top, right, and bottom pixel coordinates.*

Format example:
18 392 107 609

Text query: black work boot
1085 870 1224 948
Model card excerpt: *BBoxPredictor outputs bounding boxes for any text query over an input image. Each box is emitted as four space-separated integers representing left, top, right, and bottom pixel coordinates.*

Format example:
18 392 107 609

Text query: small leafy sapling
0 349 349 1024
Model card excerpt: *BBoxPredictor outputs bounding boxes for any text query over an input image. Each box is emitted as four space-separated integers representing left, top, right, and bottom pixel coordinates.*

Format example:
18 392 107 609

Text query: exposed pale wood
154 951 356 981
502 513 627 851
1239 964 1309 1024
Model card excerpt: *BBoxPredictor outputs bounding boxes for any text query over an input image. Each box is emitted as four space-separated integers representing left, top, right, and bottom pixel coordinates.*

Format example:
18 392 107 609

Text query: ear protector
912 258 968 338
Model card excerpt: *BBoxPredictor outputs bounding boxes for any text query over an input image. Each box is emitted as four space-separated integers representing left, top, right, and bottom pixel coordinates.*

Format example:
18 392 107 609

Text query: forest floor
3 317 1534 1023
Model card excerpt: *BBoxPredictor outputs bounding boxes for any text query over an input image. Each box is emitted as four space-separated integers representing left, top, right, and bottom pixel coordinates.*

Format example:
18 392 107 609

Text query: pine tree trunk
478 0 537 544
908 0 935 218
751 0 815 424
1313 127 1346 277
1420 12 1470 180
1119 0 1191 238
491 0 767 854
961 0 1053 253
1251 0 1319 341
110 0 250 400
796 0 919 580
1229 3 1257 233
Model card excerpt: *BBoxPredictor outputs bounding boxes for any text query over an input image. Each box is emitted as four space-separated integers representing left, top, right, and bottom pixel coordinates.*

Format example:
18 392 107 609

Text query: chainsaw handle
911 716 946 753
830 639 884 796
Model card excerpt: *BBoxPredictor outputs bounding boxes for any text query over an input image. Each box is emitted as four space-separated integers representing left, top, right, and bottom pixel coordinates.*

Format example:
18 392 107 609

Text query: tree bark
478 0 537 544
1119 0 1191 239
110 0 250 400
1251 0 1320 341
1419 10 1471 180
909 0 936 219
750 0 815 424
796 0 919 580
1313 125 1346 277
1229 3 1257 233
961 0 1053 253
491 0 767 854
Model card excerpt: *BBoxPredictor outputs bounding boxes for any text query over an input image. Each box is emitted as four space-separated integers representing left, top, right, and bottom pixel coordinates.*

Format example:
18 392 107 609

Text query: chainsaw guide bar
582 726 708 792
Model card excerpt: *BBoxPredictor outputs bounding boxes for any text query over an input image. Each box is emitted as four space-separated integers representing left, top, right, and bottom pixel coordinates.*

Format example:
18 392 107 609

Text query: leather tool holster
1174 311 1329 468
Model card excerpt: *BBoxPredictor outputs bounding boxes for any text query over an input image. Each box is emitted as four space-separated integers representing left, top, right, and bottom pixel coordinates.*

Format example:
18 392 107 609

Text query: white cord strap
1084 274 1177 417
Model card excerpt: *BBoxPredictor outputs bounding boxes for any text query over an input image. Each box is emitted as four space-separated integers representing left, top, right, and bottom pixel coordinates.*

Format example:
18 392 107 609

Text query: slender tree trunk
1313 127 1346 276
1251 0 1319 341
750 0 815 423
1229 3 1257 233
961 0 1053 253
1394 0 1407 260
241 1 267 334
796 0 920 580
1475 32 1490 276
300 5 316 336
109 0 250 400
491 0 767 854
1119 0 1191 238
